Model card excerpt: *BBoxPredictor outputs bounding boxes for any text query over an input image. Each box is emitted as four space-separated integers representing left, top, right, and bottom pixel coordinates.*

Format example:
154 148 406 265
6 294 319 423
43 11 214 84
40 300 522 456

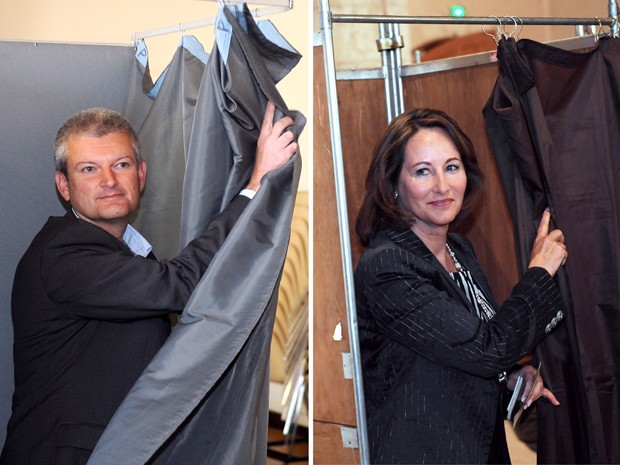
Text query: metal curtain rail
319 0 371 464
331 3 619 121
132 0 293 45
330 14 616 27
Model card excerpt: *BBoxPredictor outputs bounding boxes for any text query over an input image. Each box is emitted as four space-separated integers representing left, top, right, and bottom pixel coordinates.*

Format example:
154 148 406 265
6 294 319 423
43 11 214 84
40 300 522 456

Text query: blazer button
545 323 552 333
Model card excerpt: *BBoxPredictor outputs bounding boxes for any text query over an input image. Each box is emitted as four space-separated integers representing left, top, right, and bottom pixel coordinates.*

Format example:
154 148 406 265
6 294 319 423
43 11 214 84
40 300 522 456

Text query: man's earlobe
138 160 147 193
55 171 71 202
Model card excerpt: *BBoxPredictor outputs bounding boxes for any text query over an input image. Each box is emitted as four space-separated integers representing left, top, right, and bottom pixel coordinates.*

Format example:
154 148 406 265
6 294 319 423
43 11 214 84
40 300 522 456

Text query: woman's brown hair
355 108 483 246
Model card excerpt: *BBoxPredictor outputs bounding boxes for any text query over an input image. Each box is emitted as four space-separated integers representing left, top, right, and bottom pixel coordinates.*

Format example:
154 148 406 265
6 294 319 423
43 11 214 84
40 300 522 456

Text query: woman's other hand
507 365 560 410
528 209 568 277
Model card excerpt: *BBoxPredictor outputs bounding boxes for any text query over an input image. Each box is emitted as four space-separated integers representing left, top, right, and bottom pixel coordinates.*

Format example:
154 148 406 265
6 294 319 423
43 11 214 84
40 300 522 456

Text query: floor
506 420 537 465
267 413 309 465
266 418 530 465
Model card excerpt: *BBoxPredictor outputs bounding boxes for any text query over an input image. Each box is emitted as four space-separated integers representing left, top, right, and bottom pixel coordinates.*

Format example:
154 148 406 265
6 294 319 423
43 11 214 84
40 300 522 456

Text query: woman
355 108 568 464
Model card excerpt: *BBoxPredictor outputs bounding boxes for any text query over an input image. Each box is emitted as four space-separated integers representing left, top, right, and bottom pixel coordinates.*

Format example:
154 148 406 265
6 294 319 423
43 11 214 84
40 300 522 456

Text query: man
0 103 296 465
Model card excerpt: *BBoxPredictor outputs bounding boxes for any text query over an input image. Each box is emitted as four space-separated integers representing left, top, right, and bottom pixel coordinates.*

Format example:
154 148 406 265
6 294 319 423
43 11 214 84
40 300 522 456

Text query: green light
451 5 466 17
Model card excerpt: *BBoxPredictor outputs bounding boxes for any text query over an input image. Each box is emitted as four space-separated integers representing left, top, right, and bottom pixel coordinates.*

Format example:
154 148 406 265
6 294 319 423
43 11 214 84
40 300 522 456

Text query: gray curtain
484 37 620 464
179 4 302 247
86 4 305 465
0 41 134 448
128 36 209 259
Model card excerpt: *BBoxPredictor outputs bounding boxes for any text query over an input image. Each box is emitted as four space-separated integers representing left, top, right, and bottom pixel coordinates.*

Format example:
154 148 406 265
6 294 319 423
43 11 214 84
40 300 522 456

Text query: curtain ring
504 16 523 40
482 16 502 45
501 16 513 38
594 17 603 41
514 16 524 40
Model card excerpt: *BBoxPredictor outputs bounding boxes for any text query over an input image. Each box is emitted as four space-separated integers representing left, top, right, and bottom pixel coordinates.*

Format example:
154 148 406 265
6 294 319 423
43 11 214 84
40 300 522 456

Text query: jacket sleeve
356 244 565 378
40 195 249 320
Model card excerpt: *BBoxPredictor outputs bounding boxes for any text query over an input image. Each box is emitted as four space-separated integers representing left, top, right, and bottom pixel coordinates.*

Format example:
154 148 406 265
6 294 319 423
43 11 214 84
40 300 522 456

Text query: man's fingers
272 116 295 136
279 129 296 148
260 101 276 133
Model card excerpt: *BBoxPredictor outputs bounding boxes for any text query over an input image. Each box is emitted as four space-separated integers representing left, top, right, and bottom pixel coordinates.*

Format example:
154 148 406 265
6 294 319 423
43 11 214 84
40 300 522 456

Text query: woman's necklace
445 242 463 272
445 243 496 321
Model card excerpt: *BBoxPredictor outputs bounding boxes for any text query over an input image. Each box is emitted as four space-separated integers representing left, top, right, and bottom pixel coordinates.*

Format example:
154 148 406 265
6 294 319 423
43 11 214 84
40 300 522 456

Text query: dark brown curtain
484 37 620 464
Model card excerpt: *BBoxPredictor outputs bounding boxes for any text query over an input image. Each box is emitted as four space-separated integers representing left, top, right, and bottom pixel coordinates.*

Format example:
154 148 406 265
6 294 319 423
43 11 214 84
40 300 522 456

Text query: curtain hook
502 16 518 38
602 19 613 38
506 16 523 40
514 16 524 40
496 15 504 39
482 16 502 45
594 17 603 41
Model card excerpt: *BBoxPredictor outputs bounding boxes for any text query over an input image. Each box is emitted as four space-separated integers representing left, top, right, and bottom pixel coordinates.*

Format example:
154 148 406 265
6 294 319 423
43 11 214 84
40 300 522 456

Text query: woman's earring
394 191 399 199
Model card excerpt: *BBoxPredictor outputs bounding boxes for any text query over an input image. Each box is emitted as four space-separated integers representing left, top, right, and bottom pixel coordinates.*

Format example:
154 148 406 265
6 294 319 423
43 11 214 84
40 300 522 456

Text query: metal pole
132 1 292 44
331 14 615 27
609 0 619 37
377 23 405 123
391 23 405 118
319 0 370 463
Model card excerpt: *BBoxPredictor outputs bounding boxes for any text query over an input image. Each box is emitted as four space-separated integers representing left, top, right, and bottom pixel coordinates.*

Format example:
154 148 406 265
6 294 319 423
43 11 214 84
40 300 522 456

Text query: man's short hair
54 108 141 176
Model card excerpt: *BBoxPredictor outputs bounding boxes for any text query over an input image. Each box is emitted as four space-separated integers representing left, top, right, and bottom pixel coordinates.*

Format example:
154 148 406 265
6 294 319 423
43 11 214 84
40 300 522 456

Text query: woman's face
397 127 467 237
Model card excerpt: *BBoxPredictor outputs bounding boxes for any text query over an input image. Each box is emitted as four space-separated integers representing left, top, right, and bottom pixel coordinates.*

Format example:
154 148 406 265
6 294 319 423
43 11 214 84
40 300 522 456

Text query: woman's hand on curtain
528 209 568 277
246 101 297 192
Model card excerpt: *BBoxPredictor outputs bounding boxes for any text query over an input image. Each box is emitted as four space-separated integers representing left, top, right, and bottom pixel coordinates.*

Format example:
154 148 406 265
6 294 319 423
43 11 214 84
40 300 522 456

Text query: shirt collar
71 208 153 258
122 224 153 258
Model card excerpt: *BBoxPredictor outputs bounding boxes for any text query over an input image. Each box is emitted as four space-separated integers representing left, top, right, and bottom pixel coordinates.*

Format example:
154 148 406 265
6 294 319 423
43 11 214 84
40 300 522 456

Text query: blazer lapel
386 228 477 313
386 228 435 263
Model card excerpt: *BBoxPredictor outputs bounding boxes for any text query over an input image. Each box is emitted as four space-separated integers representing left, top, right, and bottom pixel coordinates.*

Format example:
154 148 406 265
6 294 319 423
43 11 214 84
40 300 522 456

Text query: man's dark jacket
0 195 247 465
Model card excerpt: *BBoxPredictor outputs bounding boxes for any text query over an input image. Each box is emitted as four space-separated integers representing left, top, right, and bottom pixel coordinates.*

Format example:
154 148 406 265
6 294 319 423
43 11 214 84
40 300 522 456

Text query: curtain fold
125 36 209 259
86 4 305 465
179 4 301 247
484 37 620 464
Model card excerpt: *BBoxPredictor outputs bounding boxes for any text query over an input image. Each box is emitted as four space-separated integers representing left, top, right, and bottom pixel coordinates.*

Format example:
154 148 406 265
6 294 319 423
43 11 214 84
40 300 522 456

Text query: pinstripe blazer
355 228 565 464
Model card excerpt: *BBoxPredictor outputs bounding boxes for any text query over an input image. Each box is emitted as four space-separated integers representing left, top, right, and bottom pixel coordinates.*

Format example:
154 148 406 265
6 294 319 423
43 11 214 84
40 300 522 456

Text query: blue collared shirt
71 208 153 258
122 224 153 258
70 188 253 258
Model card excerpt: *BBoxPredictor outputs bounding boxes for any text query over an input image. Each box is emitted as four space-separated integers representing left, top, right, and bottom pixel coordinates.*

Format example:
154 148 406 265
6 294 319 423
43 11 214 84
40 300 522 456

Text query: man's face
55 131 147 238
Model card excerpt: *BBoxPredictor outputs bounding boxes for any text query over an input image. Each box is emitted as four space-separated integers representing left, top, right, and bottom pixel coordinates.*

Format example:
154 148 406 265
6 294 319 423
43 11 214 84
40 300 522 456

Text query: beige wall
315 0 610 69
0 0 311 191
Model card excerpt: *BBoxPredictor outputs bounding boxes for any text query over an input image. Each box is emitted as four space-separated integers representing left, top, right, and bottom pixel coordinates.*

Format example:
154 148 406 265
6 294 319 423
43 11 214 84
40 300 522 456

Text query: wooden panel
332 63 519 303
312 45 357 427
336 79 389 266
401 64 519 302
313 422 360 465
418 32 496 62
312 45 520 462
